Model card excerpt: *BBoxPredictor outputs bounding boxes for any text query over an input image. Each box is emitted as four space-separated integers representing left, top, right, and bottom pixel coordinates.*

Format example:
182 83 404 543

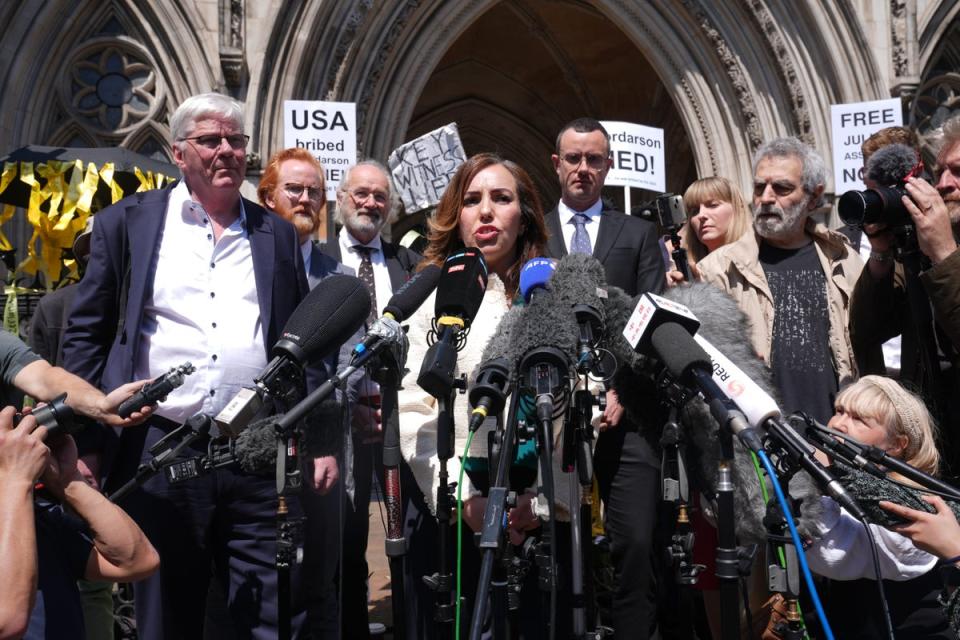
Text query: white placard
600 121 666 193
388 123 467 214
830 98 902 193
283 100 357 200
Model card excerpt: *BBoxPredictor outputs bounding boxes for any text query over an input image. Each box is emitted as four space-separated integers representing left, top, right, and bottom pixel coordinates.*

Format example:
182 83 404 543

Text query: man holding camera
850 115 960 474
0 328 157 638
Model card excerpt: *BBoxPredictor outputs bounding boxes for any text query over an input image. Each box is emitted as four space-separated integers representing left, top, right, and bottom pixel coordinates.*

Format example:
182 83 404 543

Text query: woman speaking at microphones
397 153 550 638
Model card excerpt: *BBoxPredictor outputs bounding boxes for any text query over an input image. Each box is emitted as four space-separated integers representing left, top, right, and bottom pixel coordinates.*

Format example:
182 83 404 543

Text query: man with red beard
258 148 350 639
850 115 960 475
698 137 863 425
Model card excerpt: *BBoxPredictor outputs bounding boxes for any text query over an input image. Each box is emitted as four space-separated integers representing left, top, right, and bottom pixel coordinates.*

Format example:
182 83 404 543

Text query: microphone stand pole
470 382 523 640
683 368 748 640
418 326 465 639
659 407 701 640
563 387 600 639
376 365 407 640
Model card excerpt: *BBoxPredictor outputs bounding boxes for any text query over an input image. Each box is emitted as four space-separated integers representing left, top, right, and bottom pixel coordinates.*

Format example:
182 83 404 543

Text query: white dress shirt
134 181 266 423
337 227 393 308
338 227 392 399
558 198 603 254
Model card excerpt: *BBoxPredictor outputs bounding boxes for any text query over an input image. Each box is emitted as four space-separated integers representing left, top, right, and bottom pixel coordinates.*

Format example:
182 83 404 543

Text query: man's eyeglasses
560 152 608 170
179 134 250 150
348 188 389 206
282 183 325 202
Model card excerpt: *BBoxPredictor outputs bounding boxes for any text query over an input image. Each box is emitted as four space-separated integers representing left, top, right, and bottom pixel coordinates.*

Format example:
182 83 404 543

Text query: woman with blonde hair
665 176 751 285
806 375 952 638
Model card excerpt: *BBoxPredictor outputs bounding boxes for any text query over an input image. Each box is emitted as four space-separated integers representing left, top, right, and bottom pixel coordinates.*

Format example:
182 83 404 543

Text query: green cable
455 429 476 640
749 450 810 638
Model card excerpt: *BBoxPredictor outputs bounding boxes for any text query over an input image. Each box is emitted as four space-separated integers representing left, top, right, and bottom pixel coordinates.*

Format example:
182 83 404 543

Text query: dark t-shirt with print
759 240 838 424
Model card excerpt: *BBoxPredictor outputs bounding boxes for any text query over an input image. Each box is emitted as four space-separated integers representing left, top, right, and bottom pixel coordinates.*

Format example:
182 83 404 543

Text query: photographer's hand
903 176 959 264
0 408 48 485
863 222 895 278
39 432 84 500
0 407 47 638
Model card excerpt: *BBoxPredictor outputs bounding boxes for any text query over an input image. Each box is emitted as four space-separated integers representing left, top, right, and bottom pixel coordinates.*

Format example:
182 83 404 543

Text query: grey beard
345 212 383 237
753 199 807 240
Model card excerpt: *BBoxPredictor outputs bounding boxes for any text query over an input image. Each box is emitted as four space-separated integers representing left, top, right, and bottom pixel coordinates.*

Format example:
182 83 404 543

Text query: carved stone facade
0 0 958 208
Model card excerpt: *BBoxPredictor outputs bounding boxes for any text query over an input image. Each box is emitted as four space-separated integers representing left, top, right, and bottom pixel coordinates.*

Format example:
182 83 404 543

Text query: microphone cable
746 450 811 639
858 518 897 639
756 449 836 640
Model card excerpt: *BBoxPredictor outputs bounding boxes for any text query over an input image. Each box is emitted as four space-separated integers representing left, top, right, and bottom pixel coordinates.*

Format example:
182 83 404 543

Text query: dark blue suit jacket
62 184 311 462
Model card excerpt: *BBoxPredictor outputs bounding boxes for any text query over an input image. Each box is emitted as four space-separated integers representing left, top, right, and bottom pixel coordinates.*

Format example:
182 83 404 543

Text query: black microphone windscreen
435 248 488 325
866 143 918 186
234 416 278 473
838 464 960 527
650 322 710 380
274 274 371 364
383 263 440 321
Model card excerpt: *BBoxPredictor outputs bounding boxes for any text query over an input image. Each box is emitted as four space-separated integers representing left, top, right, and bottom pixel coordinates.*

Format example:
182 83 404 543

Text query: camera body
838 183 913 228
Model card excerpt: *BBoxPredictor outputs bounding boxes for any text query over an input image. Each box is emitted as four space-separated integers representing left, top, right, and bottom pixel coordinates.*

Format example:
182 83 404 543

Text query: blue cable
756 449 835 640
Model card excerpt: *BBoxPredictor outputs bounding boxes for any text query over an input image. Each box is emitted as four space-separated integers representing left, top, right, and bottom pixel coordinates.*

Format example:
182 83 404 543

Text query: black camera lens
32 393 78 439
838 185 912 227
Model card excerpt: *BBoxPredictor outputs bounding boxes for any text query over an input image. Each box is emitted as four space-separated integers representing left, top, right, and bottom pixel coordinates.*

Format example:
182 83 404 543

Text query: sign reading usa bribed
388 123 467 214
283 100 357 200
600 121 666 193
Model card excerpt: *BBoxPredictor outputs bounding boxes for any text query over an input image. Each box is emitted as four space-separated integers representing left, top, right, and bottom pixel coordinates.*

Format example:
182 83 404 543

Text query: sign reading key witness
388 123 467 214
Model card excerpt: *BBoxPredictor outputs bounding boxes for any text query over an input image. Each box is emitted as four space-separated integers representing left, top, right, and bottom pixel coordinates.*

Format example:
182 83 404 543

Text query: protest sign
283 100 356 199
830 97 902 193
388 123 467 213
600 121 666 193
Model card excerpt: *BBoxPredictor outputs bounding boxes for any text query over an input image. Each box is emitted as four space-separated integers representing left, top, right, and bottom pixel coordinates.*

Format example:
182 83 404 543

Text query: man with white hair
319 160 420 638
851 114 960 472
63 92 323 638
698 137 864 423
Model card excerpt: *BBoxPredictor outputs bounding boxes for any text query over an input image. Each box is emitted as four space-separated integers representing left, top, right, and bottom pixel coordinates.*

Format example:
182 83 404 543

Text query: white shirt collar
171 180 248 231
340 227 383 253
558 198 603 224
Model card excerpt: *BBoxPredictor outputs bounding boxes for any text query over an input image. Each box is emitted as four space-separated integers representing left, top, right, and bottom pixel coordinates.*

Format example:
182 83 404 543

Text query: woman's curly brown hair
419 153 548 297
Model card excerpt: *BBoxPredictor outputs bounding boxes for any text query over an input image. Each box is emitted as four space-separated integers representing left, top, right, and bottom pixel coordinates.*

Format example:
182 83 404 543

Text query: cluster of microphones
113 247 958 537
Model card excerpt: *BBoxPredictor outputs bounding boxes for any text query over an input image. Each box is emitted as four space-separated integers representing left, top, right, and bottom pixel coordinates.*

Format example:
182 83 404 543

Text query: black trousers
593 426 660 640
113 421 306 640
338 438 385 639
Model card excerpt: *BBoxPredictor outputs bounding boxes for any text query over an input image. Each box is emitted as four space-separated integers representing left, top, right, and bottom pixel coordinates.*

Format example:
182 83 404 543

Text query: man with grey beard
698 137 863 424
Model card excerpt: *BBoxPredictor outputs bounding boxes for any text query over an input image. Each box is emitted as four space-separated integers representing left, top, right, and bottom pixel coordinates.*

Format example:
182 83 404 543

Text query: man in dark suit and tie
545 118 665 640
319 160 420 639
62 93 328 639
